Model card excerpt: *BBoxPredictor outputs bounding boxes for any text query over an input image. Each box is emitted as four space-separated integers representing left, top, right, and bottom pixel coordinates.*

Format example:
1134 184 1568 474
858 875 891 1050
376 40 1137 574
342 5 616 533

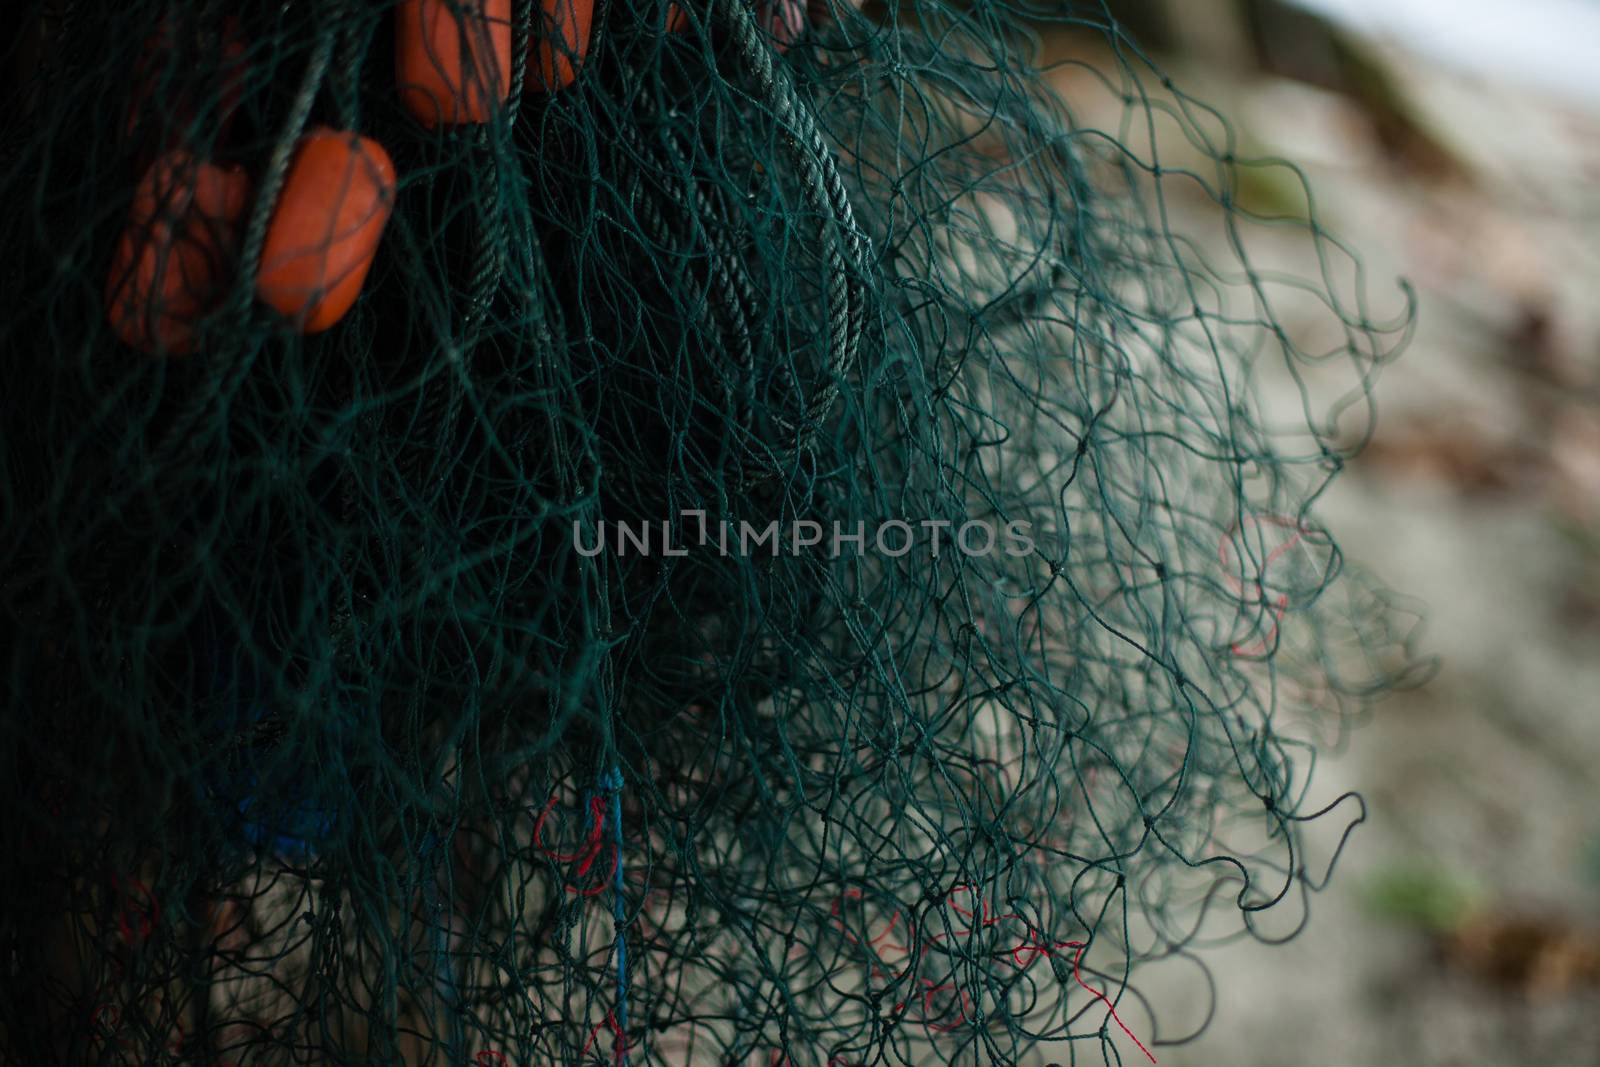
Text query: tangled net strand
0 1 1431 1064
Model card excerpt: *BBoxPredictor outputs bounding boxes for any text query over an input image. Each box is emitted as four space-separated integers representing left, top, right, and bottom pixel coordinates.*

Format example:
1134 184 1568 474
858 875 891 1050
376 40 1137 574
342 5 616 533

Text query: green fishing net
0 1 1432 1063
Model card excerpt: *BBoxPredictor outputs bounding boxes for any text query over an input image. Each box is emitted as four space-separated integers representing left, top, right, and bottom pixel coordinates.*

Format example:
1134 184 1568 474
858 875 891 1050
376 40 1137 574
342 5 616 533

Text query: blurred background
1039 0 1600 1062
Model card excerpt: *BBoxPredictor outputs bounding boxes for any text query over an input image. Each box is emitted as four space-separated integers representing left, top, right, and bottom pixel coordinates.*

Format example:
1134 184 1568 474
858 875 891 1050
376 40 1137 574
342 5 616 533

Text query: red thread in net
580 1009 627 1066
1219 514 1310 658
534 793 618 895
1061 940 1157 1064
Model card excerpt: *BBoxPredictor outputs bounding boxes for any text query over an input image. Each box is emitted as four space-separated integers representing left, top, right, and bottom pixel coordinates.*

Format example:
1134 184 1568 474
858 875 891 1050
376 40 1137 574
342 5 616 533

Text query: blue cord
598 765 628 1064
420 831 463 1059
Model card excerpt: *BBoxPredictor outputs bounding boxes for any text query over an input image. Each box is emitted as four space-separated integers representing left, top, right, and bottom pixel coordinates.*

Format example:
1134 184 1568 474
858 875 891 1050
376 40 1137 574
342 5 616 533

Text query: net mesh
0 1 1432 1064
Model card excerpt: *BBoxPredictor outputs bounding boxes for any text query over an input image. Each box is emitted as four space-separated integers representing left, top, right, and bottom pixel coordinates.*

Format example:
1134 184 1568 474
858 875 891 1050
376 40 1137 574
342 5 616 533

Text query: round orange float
396 0 513 126
104 150 252 356
254 126 397 334
529 0 595 92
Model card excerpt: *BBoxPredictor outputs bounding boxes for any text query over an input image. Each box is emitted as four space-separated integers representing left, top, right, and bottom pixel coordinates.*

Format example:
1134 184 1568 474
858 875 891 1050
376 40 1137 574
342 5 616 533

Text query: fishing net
0 0 1432 1063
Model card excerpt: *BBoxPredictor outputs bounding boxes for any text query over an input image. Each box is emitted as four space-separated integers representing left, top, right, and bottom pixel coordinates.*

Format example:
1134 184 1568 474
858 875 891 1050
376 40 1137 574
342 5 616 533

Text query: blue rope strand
420 830 463 1060
599 764 628 1064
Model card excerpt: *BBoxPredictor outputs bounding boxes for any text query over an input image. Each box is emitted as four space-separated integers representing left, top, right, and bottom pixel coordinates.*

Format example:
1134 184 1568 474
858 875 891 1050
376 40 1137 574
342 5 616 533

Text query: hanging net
0 1 1431 1064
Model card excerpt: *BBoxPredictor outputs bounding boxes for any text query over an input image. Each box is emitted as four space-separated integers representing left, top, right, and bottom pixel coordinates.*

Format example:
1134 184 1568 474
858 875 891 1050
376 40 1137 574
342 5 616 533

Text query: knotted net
0 1 1431 1063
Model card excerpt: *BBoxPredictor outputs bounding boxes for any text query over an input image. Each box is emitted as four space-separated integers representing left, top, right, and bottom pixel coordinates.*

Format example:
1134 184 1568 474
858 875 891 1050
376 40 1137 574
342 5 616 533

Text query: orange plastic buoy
255 127 397 334
105 150 252 356
395 0 513 126
530 0 595 92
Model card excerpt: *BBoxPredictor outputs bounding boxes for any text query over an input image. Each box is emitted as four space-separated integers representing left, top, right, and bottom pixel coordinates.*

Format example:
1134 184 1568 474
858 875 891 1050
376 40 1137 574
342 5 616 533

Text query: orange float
255 127 397 334
105 150 252 356
530 0 595 92
395 0 513 126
